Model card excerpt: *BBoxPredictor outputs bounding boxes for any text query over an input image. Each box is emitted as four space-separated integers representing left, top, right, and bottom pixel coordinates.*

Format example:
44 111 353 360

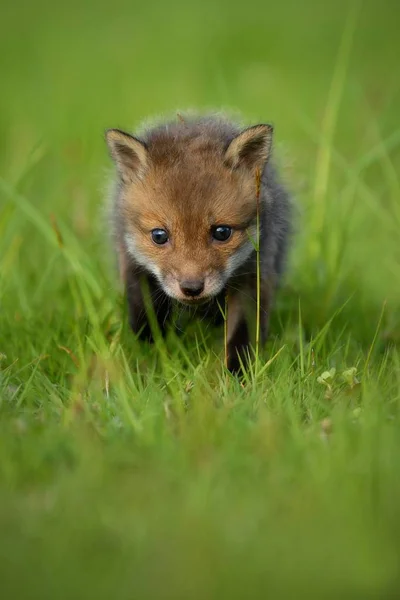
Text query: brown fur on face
112 127 265 302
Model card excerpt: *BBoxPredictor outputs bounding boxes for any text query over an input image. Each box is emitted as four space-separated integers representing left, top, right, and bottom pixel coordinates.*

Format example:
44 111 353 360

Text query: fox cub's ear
105 129 149 183
224 124 273 171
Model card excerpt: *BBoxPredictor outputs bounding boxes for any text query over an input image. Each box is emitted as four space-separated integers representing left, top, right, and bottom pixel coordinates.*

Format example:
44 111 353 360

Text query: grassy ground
1 0 400 597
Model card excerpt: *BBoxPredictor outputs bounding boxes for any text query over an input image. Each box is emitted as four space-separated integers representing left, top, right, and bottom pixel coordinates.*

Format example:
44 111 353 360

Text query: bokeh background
1 0 400 598
1 0 399 317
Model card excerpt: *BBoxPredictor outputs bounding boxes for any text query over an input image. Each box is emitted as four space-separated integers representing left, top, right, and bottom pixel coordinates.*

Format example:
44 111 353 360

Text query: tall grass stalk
255 166 262 366
224 292 228 370
310 0 360 260
364 300 386 377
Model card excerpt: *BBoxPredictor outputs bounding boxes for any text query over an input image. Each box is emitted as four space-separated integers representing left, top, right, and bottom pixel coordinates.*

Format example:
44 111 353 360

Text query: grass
1 0 400 597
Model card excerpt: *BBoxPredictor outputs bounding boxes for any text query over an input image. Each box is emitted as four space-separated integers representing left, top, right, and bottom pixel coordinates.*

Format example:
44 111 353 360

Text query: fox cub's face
107 122 272 304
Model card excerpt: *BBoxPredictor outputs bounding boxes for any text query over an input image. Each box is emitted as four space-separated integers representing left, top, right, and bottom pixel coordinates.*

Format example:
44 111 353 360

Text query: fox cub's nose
180 280 204 297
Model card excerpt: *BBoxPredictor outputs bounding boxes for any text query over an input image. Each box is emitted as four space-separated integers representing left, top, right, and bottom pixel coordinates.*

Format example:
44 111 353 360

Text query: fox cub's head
106 119 273 304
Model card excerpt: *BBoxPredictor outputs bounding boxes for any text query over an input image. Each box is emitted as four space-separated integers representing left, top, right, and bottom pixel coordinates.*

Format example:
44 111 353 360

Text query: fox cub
106 114 291 372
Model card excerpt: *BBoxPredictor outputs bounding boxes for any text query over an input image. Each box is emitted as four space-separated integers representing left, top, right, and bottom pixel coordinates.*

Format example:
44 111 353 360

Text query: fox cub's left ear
224 124 273 171
105 129 149 183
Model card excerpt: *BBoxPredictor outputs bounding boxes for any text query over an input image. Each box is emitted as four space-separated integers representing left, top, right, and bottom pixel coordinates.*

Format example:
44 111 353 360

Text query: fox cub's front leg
126 267 171 342
226 293 250 373
226 275 274 373
259 273 275 347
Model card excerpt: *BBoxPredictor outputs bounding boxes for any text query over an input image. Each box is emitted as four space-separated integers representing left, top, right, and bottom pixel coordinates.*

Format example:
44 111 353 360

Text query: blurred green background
1 0 400 598
1 0 399 310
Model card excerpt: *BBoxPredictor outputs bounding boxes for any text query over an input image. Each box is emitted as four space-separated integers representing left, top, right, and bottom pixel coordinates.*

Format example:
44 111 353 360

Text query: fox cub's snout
106 114 291 372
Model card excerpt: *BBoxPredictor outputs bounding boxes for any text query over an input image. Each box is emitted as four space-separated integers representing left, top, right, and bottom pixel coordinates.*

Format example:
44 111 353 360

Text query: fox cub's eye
151 228 169 245
212 225 232 242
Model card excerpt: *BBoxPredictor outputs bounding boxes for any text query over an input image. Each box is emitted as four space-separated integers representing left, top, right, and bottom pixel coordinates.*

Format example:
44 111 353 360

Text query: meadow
0 0 400 597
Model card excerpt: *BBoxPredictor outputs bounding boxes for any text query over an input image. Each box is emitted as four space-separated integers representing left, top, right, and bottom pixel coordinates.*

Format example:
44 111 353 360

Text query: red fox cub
106 113 291 373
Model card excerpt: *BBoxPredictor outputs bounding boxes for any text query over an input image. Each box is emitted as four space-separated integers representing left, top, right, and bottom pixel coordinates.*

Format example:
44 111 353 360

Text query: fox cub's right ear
105 129 149 183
